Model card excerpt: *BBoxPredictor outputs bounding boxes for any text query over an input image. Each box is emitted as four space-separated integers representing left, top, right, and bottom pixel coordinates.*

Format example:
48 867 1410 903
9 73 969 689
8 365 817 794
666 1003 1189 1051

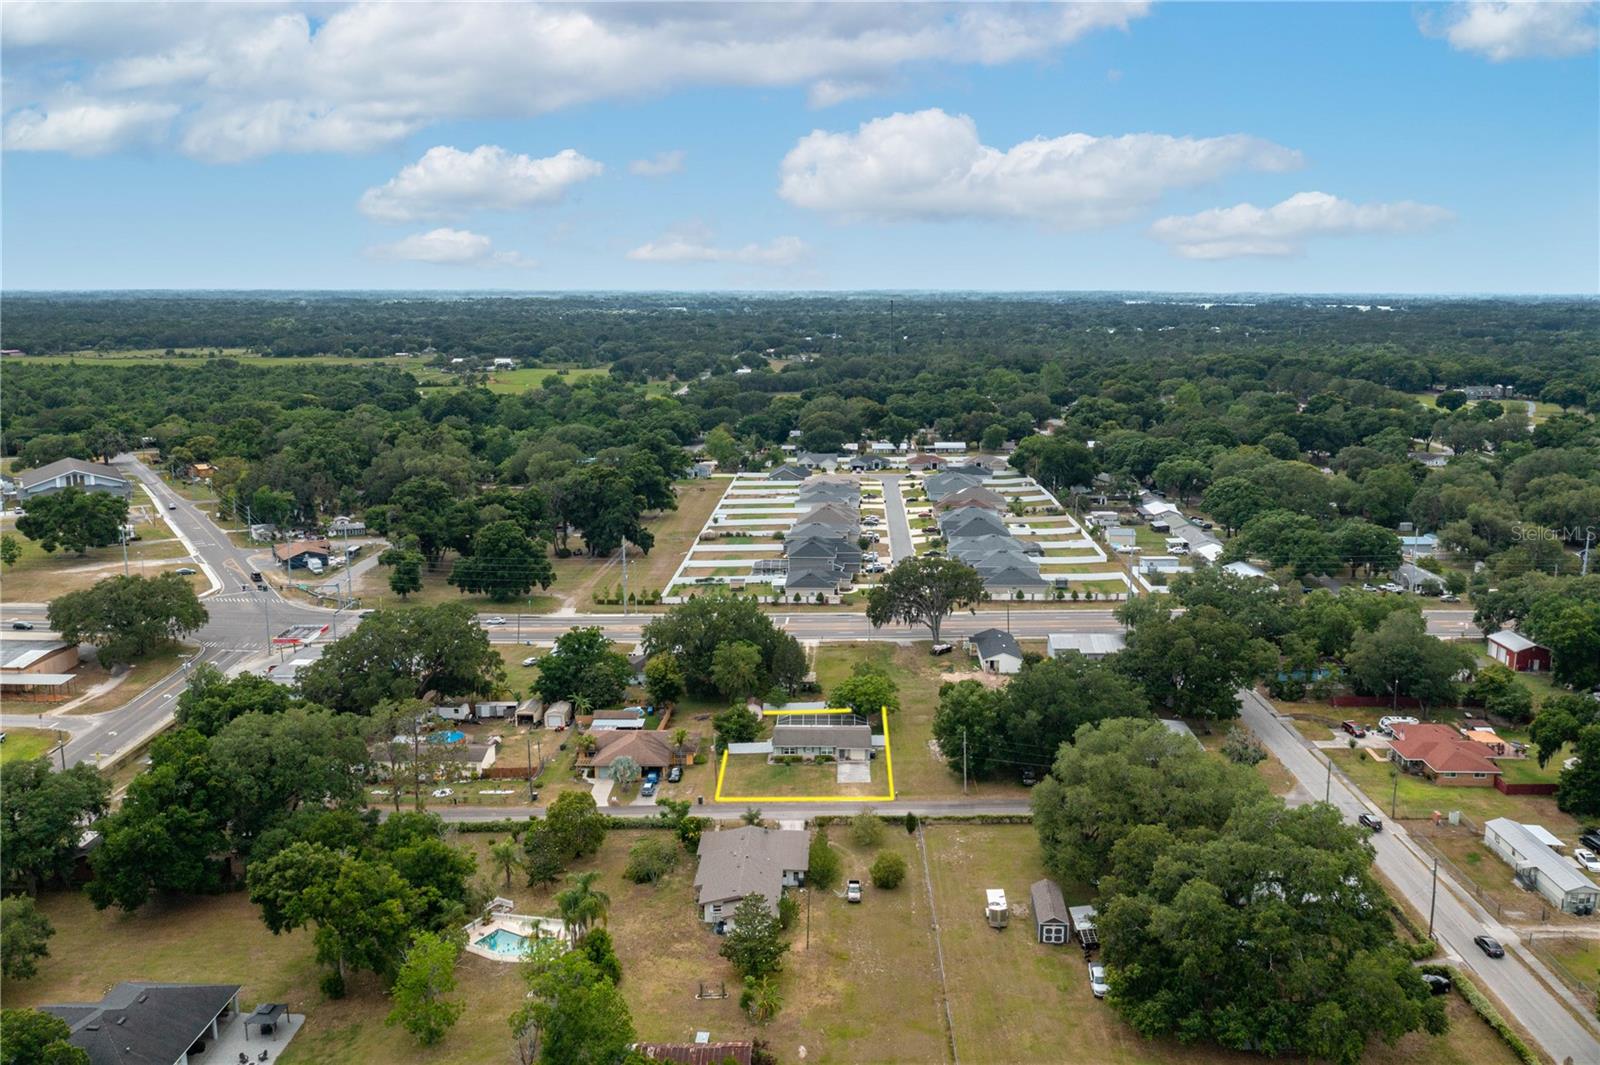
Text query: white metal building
1483 818 1599 916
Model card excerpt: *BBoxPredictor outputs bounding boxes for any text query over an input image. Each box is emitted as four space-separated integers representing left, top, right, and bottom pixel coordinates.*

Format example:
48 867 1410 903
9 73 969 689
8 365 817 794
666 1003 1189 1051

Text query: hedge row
452 814 679 835
1387 902 1439 960
1444 967 1539 1065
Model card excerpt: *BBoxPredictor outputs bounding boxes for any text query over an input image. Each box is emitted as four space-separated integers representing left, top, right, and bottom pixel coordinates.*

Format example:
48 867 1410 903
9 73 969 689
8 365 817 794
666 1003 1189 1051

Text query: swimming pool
426 730 467 745
475 928 530 957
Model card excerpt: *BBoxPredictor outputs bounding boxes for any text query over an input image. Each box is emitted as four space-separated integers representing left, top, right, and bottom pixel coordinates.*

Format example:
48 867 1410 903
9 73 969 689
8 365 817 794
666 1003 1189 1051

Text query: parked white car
1087 961 1109 999
1574 848 1600 873
1379 582 1404 594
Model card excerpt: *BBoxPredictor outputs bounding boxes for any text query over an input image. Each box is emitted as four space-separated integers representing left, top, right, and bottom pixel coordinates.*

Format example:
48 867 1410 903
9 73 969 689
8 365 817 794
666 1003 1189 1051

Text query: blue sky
2 2 1595 293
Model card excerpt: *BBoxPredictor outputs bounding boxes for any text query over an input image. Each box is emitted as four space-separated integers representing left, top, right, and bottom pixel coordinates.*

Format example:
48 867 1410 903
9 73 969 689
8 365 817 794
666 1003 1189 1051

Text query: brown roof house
273 539 331 569
578 730 680 780
694 826 809 925
1387 723 1502 786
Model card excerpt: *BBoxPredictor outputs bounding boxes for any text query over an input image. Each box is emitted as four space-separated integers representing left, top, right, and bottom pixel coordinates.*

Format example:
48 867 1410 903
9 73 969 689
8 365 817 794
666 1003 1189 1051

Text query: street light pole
1390 773 1399 819
526 732 536 802
1324 756 1332 804
1427 857 1440 937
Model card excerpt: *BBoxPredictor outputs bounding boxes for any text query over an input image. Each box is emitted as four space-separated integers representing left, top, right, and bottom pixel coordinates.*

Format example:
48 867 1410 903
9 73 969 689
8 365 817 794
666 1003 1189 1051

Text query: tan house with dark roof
577 730 682 780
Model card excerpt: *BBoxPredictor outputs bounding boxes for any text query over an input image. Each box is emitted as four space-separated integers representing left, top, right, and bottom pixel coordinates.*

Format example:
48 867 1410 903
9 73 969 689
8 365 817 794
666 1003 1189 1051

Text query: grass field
811 643 1029 802
1535 935 1600 1004
717 754 883 801
1 824 1524 1065
476 365 611 394
0 726 66 764
0 505 190 602
58 646 191 718
922 824 1521 1065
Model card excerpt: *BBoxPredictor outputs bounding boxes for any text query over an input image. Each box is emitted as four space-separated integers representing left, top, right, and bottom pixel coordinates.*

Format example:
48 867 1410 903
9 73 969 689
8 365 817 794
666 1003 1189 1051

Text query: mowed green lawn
0 726 65 764
811 643 1030 803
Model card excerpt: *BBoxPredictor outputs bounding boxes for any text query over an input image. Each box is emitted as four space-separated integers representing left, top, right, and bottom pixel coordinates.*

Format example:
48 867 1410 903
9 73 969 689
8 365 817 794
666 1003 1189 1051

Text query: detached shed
1030 879 1070 945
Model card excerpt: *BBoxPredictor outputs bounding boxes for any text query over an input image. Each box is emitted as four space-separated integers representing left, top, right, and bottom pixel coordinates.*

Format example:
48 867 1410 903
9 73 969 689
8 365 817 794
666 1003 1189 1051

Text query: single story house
932 441 967 453
767 464 810 482
327 515 366 536
492 357 517 369
187 462 216 479
17 458 133 501
1398 533 1440 556
689 460 717 479
1387 722 1502 786
906 453 942 472
1408 452 1450 470
1483 818 1599 916
248 522 279 541
588 708 646 731
694 826 810 924
848 455 887 472
273 540 331 569
1030 879 1071 945
1395 563 1447 594
1222 561 1274 583
41 981 243 1065
1046 632 1125 661
1487 630 1552 673
578 730 678 780
970 628 1024 674
771 722 873 762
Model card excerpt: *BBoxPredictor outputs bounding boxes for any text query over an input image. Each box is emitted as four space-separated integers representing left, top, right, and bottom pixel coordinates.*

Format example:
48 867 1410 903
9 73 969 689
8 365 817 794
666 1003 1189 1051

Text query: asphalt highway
1241 689 1600 1065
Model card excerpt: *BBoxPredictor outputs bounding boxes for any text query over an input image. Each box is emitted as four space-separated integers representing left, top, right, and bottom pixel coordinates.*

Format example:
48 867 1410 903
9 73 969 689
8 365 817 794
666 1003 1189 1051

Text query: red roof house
1387 723 1502 787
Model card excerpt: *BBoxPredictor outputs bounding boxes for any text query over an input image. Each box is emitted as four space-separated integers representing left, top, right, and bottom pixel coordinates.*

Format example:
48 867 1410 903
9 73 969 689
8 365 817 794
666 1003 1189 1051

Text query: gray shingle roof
971 627 1023 661
43 982 240 1065
1031 879 1070 925
17 458 129 490
695 827 810 910
771 723 873 751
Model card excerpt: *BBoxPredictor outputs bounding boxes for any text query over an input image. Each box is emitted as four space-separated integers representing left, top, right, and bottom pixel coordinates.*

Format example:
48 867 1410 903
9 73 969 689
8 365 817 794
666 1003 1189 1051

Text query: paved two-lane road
1241 689 1600 1065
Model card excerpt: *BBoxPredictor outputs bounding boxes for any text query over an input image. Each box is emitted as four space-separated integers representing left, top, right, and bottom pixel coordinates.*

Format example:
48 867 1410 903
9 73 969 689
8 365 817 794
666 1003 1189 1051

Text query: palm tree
741 974 783 1023
556 871 611 941
489 838 523 890
672 727 689 760
741 806 764 826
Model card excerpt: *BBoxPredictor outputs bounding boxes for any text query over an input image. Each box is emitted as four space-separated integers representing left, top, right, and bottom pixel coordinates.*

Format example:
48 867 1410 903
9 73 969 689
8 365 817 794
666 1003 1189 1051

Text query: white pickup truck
846 880 862 903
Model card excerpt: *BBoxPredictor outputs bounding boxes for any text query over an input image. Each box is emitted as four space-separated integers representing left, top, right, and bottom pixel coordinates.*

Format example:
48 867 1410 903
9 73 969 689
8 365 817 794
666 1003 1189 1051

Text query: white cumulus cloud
777 109 1303 227
1149 191 1453 259
366 227 534 267
358 145 602 223
627 233 809 266
2 100 177 155
1 2 1149 160
628 149 686 177
1423 1 1598 61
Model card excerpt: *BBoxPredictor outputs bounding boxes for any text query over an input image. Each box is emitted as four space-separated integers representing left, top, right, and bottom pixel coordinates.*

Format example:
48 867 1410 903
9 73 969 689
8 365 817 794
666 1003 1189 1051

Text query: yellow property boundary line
714 706 895 804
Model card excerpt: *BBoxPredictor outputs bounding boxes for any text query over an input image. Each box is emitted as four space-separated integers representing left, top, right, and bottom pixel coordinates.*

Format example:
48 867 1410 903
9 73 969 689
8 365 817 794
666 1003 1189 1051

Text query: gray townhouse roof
971 627 1023 661
924 471 988 502
939 508 1009 538
934 484 1007 511
784 566 845 592
768 464 810 481
983 564 1049 589
795 502 858 528
771 723 873 751
43 982 241 1065
695 827 810 909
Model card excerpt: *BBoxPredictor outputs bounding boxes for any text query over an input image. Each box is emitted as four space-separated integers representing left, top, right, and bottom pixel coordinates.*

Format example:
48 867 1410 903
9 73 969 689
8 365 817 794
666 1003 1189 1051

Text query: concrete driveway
589 777 614 806
837 762 872 784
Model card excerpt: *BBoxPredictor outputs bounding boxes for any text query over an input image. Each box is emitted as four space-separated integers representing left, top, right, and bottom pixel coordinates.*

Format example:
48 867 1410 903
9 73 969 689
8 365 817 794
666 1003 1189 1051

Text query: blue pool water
426 730 467 745
476 928 530 957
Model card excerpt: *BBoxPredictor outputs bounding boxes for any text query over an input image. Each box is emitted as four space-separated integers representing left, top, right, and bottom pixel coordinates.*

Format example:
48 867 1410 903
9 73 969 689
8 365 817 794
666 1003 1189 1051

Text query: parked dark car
1473 935 1505 958
1358 813 1383 831
1341 720 1367 738
250 571 264 582
1420 973 1451 995
1579 829 1600 852
1021 767 1038 787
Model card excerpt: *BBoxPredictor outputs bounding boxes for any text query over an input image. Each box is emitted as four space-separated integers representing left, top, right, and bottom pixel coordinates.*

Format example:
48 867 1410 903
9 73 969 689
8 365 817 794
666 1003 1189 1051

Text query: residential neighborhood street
1240 689 1600 1065
880 473 916 562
